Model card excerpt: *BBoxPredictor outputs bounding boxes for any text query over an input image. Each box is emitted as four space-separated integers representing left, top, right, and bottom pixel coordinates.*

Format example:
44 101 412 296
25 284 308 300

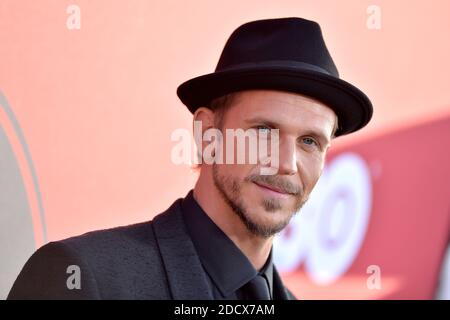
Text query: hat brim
177 66 373 137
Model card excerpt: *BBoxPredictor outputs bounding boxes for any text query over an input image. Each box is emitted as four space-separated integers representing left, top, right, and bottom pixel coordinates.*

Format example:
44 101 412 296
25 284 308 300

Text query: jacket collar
273 265 294 300
152 198 213 299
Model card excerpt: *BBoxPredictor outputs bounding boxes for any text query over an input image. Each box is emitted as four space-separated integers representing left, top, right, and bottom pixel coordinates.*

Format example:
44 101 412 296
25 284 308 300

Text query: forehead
225 90 336 134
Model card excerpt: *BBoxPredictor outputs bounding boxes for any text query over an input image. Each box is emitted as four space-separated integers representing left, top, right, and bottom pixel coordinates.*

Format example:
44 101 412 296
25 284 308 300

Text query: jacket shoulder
7 240 100 299
61 220 157 257
8 220 170 299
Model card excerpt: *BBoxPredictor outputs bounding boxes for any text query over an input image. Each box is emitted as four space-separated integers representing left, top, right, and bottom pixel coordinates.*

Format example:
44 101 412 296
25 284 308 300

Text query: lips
254 181 290 195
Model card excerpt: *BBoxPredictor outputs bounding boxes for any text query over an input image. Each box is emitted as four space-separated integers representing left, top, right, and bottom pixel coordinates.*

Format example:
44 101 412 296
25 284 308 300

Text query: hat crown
216 17 339 77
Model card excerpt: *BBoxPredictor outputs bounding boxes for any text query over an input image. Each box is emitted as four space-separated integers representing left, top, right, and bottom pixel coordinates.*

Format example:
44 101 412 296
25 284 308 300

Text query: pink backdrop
1 0 449 299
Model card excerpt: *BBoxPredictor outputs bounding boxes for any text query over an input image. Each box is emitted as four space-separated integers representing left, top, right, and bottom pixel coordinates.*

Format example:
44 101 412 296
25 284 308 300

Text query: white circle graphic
274 153 372 285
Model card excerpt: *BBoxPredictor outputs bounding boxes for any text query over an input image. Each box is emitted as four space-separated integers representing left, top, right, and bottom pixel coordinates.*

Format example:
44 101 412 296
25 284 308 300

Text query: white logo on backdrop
274 153 372 285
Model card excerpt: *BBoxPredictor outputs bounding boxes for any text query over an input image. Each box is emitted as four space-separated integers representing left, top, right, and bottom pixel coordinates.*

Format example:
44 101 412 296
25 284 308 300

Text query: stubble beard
212 164 306 239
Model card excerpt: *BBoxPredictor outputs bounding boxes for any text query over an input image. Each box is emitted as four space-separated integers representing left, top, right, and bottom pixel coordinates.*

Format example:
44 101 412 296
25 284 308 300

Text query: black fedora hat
177 17 373 137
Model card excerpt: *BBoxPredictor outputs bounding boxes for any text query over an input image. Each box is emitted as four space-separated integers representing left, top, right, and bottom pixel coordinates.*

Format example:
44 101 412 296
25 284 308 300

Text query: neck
193 168 273 271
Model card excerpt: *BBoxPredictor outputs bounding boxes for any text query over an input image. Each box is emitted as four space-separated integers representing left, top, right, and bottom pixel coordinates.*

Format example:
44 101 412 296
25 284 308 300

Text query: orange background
1 0 450 299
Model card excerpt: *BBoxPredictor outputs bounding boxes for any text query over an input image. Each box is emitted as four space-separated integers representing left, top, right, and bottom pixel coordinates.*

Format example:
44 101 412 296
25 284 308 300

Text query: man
8 17 372 299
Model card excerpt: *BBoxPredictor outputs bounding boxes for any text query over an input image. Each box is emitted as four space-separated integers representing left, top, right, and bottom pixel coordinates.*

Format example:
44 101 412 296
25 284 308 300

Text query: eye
255 125 272 133
302 137 318 147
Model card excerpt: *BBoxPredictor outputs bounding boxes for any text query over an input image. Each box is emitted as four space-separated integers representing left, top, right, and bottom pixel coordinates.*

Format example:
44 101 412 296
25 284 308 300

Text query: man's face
211 90 336 238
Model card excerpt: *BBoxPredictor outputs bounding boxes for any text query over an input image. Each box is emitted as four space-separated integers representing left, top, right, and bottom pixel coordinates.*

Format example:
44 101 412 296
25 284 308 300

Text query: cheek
216 163 253 183
298 153 326 191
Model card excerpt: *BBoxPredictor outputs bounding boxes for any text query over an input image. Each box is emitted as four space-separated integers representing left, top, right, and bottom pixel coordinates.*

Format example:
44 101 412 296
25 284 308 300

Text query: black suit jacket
8 197 296 300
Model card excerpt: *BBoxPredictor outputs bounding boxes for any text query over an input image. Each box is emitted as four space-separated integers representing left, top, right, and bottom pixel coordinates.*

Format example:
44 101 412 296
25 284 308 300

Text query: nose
276 137 298 176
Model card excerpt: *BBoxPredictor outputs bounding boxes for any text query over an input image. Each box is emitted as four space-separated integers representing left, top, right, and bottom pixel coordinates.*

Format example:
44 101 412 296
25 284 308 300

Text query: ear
193 107 215 133
192 107 216 164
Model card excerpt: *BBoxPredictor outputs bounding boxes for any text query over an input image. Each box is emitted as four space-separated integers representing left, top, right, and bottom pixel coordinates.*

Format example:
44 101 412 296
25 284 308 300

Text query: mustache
246 174 303 196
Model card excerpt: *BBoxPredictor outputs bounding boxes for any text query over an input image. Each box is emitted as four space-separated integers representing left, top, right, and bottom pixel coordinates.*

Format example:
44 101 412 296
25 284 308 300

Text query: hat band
216 60 334 77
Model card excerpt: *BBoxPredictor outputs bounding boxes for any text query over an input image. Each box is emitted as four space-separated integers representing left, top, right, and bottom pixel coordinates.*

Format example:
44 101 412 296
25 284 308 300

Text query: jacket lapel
273 265 297 300
152 198 213 299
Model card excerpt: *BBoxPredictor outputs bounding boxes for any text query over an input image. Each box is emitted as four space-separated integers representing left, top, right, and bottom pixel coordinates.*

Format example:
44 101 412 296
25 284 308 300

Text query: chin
250 204 294 225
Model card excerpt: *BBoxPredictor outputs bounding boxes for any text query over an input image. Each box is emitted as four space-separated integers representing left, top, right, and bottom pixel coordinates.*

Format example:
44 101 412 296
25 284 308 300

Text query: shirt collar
259 250 274 297
181 190 273 298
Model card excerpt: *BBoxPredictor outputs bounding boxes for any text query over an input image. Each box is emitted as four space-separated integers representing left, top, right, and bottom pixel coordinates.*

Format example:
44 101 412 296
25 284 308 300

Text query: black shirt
181 190 274 300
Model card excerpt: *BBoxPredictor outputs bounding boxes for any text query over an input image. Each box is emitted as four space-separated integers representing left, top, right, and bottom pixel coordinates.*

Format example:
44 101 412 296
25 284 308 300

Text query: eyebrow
244 117 332 146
